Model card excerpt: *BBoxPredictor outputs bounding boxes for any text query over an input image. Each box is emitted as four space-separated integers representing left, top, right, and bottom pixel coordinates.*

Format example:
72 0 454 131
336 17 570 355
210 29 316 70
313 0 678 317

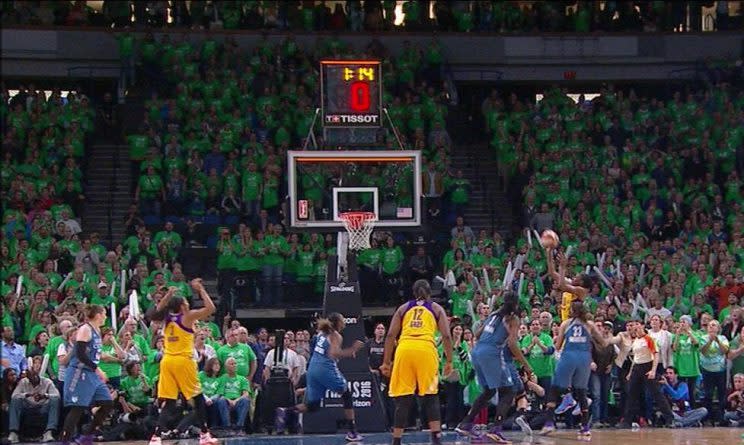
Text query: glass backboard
287 150 422 231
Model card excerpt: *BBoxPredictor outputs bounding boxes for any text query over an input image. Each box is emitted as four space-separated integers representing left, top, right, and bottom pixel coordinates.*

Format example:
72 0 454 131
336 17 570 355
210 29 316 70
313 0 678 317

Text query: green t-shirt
241 171 262 201
381 246 404 275
519 332 555 378
216 239 236 270
449 178 470 204
296 250 316 280
730 335 744 377
128 134 149 161
99 344 122 380
199 371 223 398
216 343 257 378
44 335 65 378
117 33 134 57
672 333 700 377
449 290 472 318
260 235 289 266
219 373 249 400
119 374 152 406
358 248 382 269
138 174 163 198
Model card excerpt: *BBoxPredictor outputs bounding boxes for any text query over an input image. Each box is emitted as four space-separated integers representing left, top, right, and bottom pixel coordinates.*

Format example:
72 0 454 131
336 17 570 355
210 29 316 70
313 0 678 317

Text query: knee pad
421 394 441 423
393 395 415 429
306 400 322 412
341 390 354 410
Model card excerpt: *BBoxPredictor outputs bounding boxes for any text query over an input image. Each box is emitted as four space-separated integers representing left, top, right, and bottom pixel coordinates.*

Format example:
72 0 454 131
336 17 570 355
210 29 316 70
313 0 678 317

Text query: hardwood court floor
17 428 743 445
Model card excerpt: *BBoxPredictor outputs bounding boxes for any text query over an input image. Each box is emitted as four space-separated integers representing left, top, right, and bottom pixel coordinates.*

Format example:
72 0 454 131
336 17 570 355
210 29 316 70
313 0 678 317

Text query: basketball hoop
339 211 376 251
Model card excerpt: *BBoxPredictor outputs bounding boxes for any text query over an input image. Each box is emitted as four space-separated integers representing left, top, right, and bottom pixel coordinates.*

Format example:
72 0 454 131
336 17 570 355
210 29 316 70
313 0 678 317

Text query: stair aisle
449 144 513 239
82 144 131 246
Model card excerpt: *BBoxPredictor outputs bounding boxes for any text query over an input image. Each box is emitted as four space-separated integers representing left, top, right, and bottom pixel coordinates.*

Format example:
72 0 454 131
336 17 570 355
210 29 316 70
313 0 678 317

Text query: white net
340 212 376 251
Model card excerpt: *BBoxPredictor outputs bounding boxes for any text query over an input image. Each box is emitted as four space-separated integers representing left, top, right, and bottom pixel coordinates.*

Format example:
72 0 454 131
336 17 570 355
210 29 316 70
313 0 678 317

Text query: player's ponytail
316 317 333 334
317 312 344 334
412 279 431 301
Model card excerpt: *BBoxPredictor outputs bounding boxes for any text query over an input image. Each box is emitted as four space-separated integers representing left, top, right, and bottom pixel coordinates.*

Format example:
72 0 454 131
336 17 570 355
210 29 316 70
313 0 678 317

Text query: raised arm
546 247 559 282
556 252 587 299
154 286 177 316
184 278 216 324
588 322 608 348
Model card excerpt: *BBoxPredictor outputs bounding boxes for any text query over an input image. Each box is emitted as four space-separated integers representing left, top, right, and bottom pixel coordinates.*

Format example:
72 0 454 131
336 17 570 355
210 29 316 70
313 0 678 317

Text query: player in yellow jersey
380 279 453 445
546 247 590 322
148 279 219 445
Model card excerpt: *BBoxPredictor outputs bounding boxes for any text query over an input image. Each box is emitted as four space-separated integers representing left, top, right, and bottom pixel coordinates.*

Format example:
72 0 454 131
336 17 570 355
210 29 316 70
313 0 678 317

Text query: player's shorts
553 351 591 390
305 363 347 405
389 340 439 397
158 354 202 400
471 345 512 390
506 362 524 393
64 365 112 407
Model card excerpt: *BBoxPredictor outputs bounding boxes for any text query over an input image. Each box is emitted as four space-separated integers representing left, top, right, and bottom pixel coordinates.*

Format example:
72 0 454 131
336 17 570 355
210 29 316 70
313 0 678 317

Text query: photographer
503 368 548 434
724 373 744 426
660 366 708 427
7 369 59 443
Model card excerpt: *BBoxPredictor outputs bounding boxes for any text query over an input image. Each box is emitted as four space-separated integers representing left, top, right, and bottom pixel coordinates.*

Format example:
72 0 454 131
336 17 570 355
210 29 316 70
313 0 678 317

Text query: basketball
541 230 560 248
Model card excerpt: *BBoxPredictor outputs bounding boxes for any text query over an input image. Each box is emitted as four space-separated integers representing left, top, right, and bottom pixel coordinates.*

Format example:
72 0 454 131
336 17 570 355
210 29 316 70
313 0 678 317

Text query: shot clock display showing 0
321 60 382 128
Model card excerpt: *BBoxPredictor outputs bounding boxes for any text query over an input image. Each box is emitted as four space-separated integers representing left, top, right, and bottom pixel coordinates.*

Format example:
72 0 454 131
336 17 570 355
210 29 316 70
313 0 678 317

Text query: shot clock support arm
302 108 321 151
383 108 405 150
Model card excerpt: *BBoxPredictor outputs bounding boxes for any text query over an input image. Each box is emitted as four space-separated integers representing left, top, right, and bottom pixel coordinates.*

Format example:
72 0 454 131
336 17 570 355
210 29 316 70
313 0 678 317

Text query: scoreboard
321 60 382 128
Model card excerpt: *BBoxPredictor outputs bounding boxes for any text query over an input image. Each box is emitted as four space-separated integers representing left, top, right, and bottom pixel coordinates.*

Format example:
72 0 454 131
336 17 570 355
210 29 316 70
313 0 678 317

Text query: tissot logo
325 114 380 123
330 282 355 292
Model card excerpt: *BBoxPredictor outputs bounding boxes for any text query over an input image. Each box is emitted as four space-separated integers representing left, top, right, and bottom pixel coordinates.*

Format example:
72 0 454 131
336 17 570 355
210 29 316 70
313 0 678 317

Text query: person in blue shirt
660 366 709 427
1 326 27 376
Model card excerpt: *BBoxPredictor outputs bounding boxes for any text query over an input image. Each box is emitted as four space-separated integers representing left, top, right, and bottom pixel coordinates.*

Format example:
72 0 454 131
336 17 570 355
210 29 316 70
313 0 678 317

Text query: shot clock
321 60 382 128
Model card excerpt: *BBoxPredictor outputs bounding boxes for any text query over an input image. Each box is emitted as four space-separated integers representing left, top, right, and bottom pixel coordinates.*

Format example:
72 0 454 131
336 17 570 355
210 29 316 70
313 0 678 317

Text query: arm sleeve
75 341 97 370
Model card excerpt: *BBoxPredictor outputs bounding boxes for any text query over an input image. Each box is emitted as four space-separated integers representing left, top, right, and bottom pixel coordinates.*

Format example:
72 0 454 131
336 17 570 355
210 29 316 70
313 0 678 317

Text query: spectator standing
616 320 674 428
700 320 730 425
648 315 674 371
590 321 616 427
519 318 555 395
672 315 702 406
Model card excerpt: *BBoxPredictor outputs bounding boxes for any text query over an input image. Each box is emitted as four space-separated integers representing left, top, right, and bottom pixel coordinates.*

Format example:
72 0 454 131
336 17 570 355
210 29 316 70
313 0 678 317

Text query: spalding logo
330 282 355 293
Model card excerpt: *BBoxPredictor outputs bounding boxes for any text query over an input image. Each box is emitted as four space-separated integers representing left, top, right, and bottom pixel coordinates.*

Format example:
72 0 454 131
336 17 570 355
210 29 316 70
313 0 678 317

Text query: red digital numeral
350 81 370 112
